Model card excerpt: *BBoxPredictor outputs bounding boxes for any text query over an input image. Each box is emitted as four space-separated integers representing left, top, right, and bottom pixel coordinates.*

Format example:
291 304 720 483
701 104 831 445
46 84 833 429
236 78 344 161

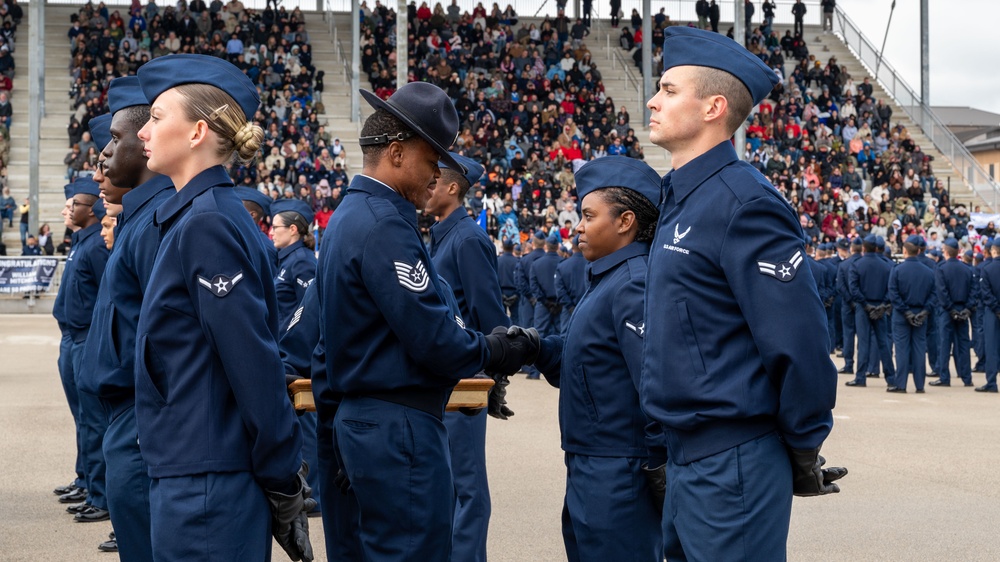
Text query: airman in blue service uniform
846 235 895 387
76 76 175 559
134 54 314 561
837 237 863 374
314 81 538 561
515 231 546 378
531 156 666 562
270 198 317 328
235 185 279 270
887 235 936 393
826 240 847 352
61 177 112 523
641 27 845 560
916 237 942 376
426 151 511 562
977 241 1000 393
497 236 521 325
531 231 564 337
806 238 834 347
554 235 588 336
931 237 975 387
972 241 991 372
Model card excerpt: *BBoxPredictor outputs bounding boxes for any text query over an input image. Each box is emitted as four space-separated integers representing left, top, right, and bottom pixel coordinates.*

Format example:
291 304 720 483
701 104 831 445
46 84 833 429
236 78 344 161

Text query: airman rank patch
394 260 429 293
197 271 244 297
757 250 803 282
625 320 645 337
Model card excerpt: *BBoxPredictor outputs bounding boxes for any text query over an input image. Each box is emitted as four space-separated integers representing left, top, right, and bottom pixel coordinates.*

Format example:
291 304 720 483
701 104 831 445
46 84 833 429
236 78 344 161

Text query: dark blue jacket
836 252 861 302
979 259 1000 315
555 251 588 307
641 141 835 465
888 257 936 314
134 166 301 490
280 282 323 380
936 257 974 313
515 247 545 298
275 240 316 328
430 206 509 333
806 254 833 303
497 251 519 293
314 175 489 418
849 252 892 304
62 222 110 343
530 250 561 301
536 242 663 462
77 175 173 413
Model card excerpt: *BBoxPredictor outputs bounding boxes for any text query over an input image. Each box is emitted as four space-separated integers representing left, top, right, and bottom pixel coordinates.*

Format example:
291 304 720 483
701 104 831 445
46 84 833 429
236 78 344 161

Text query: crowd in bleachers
0 0 20 248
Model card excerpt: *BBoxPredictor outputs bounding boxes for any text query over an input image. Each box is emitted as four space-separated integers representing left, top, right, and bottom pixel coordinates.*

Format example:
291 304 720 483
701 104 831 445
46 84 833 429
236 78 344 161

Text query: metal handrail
833 7 1000 209
608 40 644 123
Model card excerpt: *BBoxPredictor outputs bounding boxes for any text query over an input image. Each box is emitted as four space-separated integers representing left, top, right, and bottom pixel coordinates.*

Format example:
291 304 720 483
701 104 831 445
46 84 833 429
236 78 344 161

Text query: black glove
488 373 515 420
788 448 848 497
266 462 316 562
502 294 519 308
950 309 962 321
333 469 351 495
824 296 834 308
904 311 919 327
865 304 879 321
544 298 562 316
642 462 666 515
529 297 537 307
959 308 972 321
483 326 540 376
913 309 929 327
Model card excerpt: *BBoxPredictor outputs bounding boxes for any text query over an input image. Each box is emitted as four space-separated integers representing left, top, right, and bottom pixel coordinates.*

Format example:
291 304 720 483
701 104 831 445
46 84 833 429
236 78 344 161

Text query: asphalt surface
1 314 998 561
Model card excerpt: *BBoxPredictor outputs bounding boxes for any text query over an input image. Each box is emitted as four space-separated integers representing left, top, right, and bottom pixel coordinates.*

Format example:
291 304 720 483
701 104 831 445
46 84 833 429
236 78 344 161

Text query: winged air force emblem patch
625 320 645 337
197 271 244 297
673 223 691 244
758 251 803 282
394 260 430 293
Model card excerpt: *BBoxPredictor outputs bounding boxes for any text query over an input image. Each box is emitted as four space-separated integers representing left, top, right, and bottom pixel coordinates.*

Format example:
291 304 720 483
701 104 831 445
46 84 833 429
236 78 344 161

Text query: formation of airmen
811 234 999 394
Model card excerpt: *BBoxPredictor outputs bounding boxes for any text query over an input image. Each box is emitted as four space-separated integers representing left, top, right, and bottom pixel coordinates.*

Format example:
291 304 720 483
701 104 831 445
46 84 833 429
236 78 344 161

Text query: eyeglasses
71 199 93 209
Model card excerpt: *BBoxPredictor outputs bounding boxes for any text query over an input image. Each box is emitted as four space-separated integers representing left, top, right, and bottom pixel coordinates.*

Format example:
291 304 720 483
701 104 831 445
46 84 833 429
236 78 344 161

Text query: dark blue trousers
297 411 321 512
939 313 972 384
317 419 363 561
519 297 540 376
104 405 152 562
826 303 836 353
150 471 270 561
533 301 560 338
854 308 894 384
335 397 454 561
833 295 843 349
562 454 662 562
891 312 927 391
71 340 108 509
503 290 520 326
444 409 490 562
973 308 985 369
58 331 85 489
927 310 940 373
841 303 856 369
984 313 1000 391
665 432 792 561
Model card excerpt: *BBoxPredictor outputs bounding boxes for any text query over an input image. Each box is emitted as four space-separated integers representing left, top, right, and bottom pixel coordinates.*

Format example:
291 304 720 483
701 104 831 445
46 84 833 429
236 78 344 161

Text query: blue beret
851 237 863 247
89 113 113 152
875 235 885 249
138 54 260 120
92 198 107 219
837 238 850 249
271 197 314 226
575 156 661 209
944 238 959 249
72 177 101 197
905 234 923 246
108 76 148 114
546 231 560 245
661 26 779 106
440 152 484 189
234 186 272 217
863 234 877 245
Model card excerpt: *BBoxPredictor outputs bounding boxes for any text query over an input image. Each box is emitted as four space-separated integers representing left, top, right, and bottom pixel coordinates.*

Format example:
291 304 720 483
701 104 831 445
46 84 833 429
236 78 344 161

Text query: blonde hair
175 83 263 164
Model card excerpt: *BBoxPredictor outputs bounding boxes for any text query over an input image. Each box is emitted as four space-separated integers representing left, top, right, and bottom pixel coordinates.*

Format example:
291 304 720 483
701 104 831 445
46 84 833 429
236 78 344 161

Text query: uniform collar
669 140 738 204
75 221 102 243
278 239 305 260
154 166 233 227
587 241 649 280
120 174 173 225
430 206 469 246
347 174 417 228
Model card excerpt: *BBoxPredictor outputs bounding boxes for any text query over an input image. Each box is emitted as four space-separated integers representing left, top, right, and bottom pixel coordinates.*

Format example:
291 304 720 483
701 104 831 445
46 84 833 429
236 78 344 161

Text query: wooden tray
288 378 495 412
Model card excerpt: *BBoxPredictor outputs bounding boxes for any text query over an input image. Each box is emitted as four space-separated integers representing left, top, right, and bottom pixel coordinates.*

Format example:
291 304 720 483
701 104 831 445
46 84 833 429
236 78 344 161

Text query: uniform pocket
136 334 168 407
675 301 708 378
572 364 601 423
106 301 122 369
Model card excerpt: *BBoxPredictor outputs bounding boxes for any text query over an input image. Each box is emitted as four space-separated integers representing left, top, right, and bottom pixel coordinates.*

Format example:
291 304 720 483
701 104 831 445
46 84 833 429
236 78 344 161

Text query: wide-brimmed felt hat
359 82 464 173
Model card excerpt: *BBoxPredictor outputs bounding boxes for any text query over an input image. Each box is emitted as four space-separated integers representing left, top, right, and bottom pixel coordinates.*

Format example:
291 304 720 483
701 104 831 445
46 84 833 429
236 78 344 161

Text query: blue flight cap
944 238 959 249
863 234 877 245
271 197 314 226
64 183 75 200
108 76 148 113
513 243 522 252
875 235 885 250
92 198 107 219
535 230 547 240
72 177 101 197
917 236 928 248
851 237 863 247
137 54 261 120
984 239 993 250
440 152 484 188
836 237 850 249
905 234 923 246
964 249 974 259
359 82 464 173
89 113 113 152
802 235 812 247
501 236 513 248
976 252 984 261
546 231 560 245
234 186 272 217
661 26 779 106
574 156 661 209
572 234 580 246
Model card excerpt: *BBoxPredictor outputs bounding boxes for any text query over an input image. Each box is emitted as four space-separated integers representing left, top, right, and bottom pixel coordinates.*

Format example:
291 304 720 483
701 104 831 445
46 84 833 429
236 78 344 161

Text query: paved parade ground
1 313 998 561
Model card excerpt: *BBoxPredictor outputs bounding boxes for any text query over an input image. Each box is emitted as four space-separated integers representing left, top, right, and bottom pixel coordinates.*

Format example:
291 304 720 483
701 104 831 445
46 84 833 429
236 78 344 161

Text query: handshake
482 326 541 421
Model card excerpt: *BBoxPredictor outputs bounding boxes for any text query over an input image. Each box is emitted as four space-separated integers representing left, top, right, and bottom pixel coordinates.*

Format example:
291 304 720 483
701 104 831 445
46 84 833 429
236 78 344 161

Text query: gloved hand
865 304 880 321
266 462 316 561
529 297 537 307
824 296 835 308
950 309 963 321
488 373 515 420
788 448 848 497
958 308 972 321
502 294 519 308
913 309 929 327
333 469 351 495
904 311 920 327
484 326 540 376
642 462 666 515
544 298 563 316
